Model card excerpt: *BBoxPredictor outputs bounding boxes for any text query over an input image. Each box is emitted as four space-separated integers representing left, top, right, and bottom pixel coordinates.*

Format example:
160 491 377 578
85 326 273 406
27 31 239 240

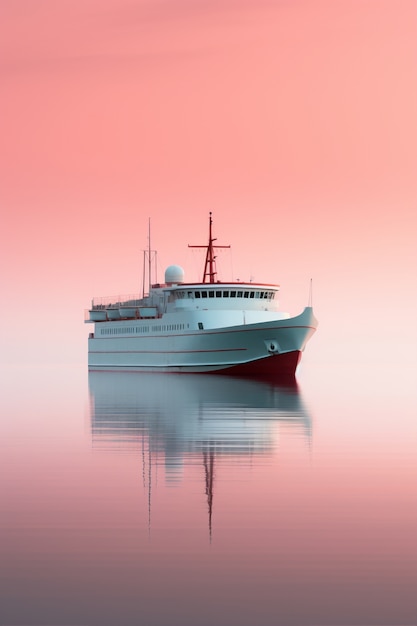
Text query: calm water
1 362 416 626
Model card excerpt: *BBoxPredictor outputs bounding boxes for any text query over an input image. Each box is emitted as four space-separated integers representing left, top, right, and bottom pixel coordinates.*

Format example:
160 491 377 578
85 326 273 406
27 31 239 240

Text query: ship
85 213 318 378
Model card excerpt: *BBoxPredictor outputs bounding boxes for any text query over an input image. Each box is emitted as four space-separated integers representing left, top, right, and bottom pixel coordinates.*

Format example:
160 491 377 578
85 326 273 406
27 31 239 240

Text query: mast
188 212 230 283
142 250 146 298
205 213 215 284
142 218 157 297
148 217 152 295
203 446 215 544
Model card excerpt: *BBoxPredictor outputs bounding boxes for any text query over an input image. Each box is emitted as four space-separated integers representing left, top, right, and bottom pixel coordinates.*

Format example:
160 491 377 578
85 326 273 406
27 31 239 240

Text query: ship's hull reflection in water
89 371 311 541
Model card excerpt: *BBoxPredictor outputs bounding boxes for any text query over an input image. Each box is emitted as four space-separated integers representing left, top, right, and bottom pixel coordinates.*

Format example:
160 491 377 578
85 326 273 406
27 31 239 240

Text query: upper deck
86 282 281 323
86 214 281 323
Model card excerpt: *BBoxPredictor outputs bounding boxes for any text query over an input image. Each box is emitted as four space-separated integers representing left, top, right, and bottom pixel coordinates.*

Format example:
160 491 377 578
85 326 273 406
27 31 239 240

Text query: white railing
91 294 146 309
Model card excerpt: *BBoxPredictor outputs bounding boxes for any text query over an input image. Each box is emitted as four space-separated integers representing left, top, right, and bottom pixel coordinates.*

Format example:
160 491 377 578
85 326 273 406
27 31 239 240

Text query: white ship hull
88 307 317 378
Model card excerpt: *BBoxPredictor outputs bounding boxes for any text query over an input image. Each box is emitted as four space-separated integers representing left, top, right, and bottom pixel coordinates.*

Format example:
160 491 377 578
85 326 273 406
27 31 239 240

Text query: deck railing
91 294 146 309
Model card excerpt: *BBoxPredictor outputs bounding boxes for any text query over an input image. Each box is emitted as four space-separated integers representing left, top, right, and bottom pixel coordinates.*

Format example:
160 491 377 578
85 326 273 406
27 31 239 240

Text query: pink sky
0 0 416 365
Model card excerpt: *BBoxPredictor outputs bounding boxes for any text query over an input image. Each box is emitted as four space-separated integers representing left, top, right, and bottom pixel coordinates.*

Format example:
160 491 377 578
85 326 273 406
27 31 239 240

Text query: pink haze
0 0 416 366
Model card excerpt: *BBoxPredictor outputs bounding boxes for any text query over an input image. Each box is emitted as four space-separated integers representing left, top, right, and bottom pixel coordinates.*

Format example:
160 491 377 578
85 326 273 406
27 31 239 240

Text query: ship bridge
169 283 280 312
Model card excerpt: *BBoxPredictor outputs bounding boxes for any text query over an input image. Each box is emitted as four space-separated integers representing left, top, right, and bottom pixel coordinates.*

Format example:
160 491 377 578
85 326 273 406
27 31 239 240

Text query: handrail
91 294 145 309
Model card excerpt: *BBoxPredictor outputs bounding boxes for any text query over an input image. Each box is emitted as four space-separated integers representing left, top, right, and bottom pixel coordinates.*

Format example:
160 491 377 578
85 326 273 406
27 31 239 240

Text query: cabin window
208 291 215 298
215 291 222 298
223 291 229 297
198 322 204 330
230 291 236 297
250 291 254 298
237 291 243 298
201 291 207 298
244 291 249 298
195 291 201 298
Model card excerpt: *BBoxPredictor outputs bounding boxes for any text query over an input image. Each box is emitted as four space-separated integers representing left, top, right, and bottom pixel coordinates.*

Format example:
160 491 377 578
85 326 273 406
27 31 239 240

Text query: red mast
189 212 230 283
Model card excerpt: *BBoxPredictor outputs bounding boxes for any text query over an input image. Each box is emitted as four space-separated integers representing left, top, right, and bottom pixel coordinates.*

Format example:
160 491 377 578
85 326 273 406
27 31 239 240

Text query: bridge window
223 291 229 297
201 291 207 298
215 291 222 298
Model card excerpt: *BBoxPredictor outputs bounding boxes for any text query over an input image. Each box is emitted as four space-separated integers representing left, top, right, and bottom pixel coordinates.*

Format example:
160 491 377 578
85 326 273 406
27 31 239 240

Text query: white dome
165 265 184 284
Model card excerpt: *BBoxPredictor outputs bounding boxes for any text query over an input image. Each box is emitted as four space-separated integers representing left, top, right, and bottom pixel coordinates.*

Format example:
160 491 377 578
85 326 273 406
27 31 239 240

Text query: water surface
1 363 416 625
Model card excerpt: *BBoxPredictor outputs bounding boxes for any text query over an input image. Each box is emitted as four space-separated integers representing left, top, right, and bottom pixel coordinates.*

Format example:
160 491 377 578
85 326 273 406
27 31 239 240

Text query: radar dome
165 265 184 285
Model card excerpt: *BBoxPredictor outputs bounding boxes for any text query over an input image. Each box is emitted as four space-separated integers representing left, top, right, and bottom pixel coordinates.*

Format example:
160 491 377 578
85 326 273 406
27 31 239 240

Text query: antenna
148 218 152 295
141 219 157 297
142 250 146 298
308 278 313 307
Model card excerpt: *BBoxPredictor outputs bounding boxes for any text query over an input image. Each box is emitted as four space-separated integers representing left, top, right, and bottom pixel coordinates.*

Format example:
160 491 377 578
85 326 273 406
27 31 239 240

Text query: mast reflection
88 372 312 539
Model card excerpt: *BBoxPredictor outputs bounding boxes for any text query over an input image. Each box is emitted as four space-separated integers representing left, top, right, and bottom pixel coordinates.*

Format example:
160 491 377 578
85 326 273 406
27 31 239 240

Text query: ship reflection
89 372 312 540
